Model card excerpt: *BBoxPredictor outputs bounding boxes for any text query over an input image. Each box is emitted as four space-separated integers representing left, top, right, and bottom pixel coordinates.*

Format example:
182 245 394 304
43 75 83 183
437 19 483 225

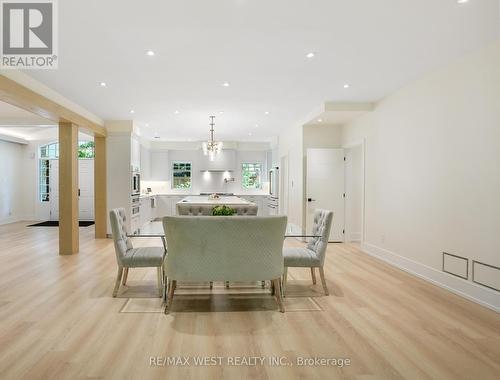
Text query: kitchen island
176 195 258 215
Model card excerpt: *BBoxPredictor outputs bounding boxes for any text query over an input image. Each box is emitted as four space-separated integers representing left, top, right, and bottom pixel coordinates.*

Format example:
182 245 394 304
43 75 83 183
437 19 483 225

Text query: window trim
241 162 263 190
171 161 193 189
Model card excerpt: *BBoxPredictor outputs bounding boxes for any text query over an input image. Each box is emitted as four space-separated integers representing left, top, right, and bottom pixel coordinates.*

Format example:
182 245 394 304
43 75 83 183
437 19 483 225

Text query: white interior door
78 160 94 221
306 148 345 242
49 159 94 221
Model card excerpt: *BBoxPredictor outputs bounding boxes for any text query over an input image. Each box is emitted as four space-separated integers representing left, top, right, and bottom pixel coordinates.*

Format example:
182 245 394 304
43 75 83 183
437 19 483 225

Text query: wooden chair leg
311 267 317 284
122 267 129 286
282 267 288 297
112 267 123 297
225 281 229 288
209 281 213 289
273 278 285 313
156 267 162 297
165 279 176 314
319 267 329 296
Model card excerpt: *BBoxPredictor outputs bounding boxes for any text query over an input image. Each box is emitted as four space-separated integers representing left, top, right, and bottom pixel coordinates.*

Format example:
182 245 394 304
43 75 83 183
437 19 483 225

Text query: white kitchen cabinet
131 137 141 171
169 196 185 215
155 195 170 217
139 197 152 225
239 195 268 216
140 145 152 180
151 151 169 181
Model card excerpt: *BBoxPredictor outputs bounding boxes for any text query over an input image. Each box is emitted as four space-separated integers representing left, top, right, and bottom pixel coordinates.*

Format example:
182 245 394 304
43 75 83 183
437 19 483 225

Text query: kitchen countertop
177 195 253 205
142 193 269 197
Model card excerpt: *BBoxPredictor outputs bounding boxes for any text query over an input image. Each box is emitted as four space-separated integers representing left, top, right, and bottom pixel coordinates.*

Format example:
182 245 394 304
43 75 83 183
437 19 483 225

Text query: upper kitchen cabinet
199 149 236 171
131 136 141 171
140 145 152 180
150 151 169 181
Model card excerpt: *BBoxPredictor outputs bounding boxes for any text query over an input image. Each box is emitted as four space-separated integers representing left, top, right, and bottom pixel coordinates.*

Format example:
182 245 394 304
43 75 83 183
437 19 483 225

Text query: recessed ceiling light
145 123 149 127
222 82 230 87
317 118 323 123
174 110 180 114
99 82 106 87
264 111 270 115
248 132 253 136
343 83 350 89
219 111 224 114
146 50 155 56
457 0 469 4
255 124 259 128
306 52 315 58
130 110 135 114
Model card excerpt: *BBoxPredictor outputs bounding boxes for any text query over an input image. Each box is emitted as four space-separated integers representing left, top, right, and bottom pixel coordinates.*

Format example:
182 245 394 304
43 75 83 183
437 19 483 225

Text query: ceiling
23 0 500 142
0 100 55 127
0 101 56 140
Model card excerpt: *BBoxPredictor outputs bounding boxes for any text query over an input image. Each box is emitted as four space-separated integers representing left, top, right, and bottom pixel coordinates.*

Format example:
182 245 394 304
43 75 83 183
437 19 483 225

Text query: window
78 141 95 158
39 160 50 202
38 141 95 202
172 162 192 189
241 163 262 189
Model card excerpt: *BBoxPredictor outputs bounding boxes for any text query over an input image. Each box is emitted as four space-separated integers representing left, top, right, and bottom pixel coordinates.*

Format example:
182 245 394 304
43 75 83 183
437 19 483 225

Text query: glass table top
128 220 320 239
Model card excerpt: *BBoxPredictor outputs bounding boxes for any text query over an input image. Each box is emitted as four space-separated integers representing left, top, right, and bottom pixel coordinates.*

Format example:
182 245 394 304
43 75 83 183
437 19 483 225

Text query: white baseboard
349 231 361 242
361 242 500 312
0 215 39 225
0 216 20 225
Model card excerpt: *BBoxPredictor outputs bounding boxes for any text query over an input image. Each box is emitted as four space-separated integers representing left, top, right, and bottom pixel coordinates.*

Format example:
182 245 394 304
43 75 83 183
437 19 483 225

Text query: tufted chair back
233 204 258 215
109 208 134 265
176 203 258 216
176 204 213 216
306 209 333 265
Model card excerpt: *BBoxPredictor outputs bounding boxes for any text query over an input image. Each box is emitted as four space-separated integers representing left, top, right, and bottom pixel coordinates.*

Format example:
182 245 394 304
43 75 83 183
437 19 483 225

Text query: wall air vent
442 252 468 280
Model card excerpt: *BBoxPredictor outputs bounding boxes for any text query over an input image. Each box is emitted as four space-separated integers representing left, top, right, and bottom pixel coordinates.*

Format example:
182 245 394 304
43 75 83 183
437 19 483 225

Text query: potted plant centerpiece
212 205 236 216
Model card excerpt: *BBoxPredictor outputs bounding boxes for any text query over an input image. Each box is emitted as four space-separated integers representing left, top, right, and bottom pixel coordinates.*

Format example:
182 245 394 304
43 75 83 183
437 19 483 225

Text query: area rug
27 221 95 227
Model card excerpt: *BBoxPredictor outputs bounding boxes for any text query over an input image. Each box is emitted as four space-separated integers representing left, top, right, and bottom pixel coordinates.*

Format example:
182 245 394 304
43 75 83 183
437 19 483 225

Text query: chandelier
202 115 223 161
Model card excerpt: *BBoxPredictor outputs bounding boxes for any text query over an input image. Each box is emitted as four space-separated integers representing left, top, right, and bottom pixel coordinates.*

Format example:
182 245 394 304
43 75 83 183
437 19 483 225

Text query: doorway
48 160 95 221
306 148 345 242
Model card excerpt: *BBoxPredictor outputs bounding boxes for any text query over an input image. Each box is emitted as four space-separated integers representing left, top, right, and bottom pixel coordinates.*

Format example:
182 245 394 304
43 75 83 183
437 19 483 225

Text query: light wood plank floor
0 222 499 380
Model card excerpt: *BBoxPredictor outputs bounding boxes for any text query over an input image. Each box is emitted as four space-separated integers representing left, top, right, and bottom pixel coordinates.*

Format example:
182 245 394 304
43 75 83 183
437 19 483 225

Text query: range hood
199 149 236 171
199 169 233 172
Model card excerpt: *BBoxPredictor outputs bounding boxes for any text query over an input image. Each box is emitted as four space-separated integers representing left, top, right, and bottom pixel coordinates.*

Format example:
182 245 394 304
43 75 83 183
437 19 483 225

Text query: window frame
241 162 263 190
171 161 193 189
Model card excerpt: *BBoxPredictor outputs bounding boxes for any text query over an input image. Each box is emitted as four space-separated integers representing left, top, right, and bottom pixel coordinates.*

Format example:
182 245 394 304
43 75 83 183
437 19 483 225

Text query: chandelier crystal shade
202 116 223 161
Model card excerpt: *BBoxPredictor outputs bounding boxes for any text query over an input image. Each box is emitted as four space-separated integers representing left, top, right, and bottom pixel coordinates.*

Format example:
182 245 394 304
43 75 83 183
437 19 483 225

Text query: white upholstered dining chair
283 209 333 296
109 208 165 297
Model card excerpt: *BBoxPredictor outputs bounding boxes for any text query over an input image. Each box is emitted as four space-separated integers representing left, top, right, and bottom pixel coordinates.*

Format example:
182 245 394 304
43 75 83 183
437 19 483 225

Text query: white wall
342 42 500 310
278 124 303 231
0 140 27 224
344 144 363 242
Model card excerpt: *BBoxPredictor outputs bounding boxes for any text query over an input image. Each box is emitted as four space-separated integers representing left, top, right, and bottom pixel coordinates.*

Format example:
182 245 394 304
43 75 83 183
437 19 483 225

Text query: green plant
212 205 236 216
